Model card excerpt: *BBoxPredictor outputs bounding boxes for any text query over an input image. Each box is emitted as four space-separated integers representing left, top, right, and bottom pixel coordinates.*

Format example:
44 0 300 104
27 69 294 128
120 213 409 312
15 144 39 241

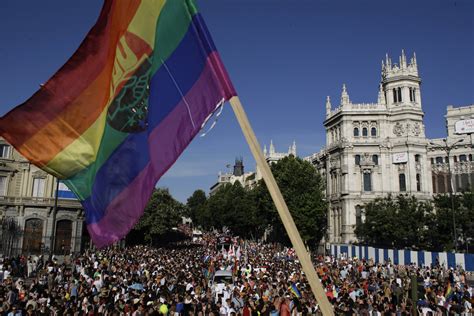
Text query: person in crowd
0 233 472 315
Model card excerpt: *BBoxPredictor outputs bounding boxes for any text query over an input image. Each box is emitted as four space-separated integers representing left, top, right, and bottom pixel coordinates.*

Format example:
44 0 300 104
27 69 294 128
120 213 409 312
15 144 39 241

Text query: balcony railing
0 195 82 208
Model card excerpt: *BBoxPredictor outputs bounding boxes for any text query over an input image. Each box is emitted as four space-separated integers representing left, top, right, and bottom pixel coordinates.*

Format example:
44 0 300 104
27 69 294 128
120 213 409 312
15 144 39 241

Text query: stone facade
209 158 256 195
305 51 474 244
210 141 297 194
255 140 297 180
0 138 85 256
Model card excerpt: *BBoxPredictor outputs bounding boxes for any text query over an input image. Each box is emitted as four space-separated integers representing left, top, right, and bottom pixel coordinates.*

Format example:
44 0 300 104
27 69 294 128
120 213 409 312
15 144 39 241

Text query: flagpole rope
160 58 196 129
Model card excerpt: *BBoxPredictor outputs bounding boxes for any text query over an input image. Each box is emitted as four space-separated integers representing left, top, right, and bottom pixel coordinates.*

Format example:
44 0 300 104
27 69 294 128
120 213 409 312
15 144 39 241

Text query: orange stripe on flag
19 30 152 168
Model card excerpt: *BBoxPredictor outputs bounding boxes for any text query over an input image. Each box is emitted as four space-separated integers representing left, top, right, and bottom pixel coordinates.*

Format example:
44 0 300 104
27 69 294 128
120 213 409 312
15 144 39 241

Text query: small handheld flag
289 283 302 299
0 0 236 247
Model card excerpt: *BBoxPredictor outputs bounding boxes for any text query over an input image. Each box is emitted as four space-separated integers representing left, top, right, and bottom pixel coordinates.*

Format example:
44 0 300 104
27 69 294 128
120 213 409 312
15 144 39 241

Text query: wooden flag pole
229 96 334 316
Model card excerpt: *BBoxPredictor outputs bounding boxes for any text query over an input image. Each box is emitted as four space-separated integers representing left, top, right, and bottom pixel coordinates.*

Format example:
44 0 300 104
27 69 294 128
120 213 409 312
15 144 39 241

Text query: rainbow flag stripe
0 0 236 247
289 283 302 298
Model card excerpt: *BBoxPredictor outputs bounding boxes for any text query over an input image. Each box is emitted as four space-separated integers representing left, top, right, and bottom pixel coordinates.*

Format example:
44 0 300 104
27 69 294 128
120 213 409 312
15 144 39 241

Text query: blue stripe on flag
383 249 389 262
394 249 399 265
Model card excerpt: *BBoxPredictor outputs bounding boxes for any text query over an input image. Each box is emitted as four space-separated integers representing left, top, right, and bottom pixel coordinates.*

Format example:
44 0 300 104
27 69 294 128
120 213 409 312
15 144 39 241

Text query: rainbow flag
289 283 302 298
0 0 236 247
445 282 454 301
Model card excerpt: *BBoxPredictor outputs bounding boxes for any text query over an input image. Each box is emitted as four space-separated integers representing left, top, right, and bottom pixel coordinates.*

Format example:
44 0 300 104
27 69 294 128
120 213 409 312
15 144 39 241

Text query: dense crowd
0 238 472 315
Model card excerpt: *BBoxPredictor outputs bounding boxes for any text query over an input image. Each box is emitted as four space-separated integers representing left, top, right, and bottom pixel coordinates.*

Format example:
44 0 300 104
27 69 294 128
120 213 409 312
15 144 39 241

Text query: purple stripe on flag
87 54 226 247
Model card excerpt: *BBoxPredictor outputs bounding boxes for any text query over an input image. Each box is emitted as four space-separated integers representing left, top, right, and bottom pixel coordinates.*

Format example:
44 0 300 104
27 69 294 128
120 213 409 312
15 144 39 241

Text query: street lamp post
430 138 464 252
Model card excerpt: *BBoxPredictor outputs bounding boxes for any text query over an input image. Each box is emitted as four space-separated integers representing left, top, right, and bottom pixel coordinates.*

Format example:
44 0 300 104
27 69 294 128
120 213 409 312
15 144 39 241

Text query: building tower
233 157 244 176
381 50 429 195
382 50 421 110
308 50 432 244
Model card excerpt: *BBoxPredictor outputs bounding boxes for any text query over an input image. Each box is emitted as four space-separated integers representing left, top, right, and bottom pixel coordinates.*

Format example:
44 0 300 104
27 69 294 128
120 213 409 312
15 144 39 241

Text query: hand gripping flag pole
229 96 334 316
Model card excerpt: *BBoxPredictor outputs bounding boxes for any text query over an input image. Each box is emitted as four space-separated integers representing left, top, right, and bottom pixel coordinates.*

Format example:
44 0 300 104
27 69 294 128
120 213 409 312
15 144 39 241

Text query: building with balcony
305 51 474 244
0 138 85 256
428 105 474 194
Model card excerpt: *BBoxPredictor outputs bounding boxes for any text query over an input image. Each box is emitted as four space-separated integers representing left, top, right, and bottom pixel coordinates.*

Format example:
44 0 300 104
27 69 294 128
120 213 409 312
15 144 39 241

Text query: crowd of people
0 236 472 315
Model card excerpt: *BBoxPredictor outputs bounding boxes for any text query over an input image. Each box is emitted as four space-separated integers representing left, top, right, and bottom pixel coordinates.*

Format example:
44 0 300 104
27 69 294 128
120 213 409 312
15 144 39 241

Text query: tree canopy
190 155 327 248
132 188 185 244
355 190 474 252
355 194 433 249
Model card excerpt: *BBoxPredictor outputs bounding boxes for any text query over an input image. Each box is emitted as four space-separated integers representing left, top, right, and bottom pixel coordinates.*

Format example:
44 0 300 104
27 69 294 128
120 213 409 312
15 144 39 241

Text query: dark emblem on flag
107 58 152 133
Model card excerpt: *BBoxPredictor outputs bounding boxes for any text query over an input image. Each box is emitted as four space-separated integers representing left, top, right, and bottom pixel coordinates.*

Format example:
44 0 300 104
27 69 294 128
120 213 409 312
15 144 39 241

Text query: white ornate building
0 138 85 256
305 51 474 244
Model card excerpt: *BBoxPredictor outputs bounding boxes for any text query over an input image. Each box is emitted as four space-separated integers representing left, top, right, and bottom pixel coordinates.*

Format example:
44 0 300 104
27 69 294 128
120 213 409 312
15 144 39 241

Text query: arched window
371 127 377 137
435 157 443 164
415 154 421 162
362 127 368 137
416 173 421 191
409 88 417 102
55 220 72 254
355 155 361 166
372 155 378 165
397 87 402 102
459 154 467 162
469 154 473 162
393 88 397 103
353 128 359 137
399 173 406 192
23 218 43 254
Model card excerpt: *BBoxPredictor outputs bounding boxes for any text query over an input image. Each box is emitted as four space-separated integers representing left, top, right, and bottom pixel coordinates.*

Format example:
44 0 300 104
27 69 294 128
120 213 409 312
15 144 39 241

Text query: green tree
355 195 434 249
134 188 185 244
204 182 265 238
254 155 327 249
428 190 474 252
186 189 207 225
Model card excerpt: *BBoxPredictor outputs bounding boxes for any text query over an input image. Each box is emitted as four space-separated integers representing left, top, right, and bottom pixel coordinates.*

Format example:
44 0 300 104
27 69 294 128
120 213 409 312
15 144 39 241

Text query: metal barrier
330 244 474 271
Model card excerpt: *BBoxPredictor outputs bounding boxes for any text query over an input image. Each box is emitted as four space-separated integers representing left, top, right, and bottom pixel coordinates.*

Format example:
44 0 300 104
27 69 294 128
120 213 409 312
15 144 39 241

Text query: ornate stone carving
362 153 371 163
412 122 421 136
393 122 405 136
32 170 47 178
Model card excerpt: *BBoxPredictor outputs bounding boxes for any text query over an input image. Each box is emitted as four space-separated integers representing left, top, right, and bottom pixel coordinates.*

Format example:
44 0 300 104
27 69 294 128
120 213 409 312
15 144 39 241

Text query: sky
0 0 473 202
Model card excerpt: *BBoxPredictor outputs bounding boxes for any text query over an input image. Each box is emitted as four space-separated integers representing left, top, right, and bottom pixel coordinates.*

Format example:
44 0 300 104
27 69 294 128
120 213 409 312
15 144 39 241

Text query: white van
210 270 234 301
